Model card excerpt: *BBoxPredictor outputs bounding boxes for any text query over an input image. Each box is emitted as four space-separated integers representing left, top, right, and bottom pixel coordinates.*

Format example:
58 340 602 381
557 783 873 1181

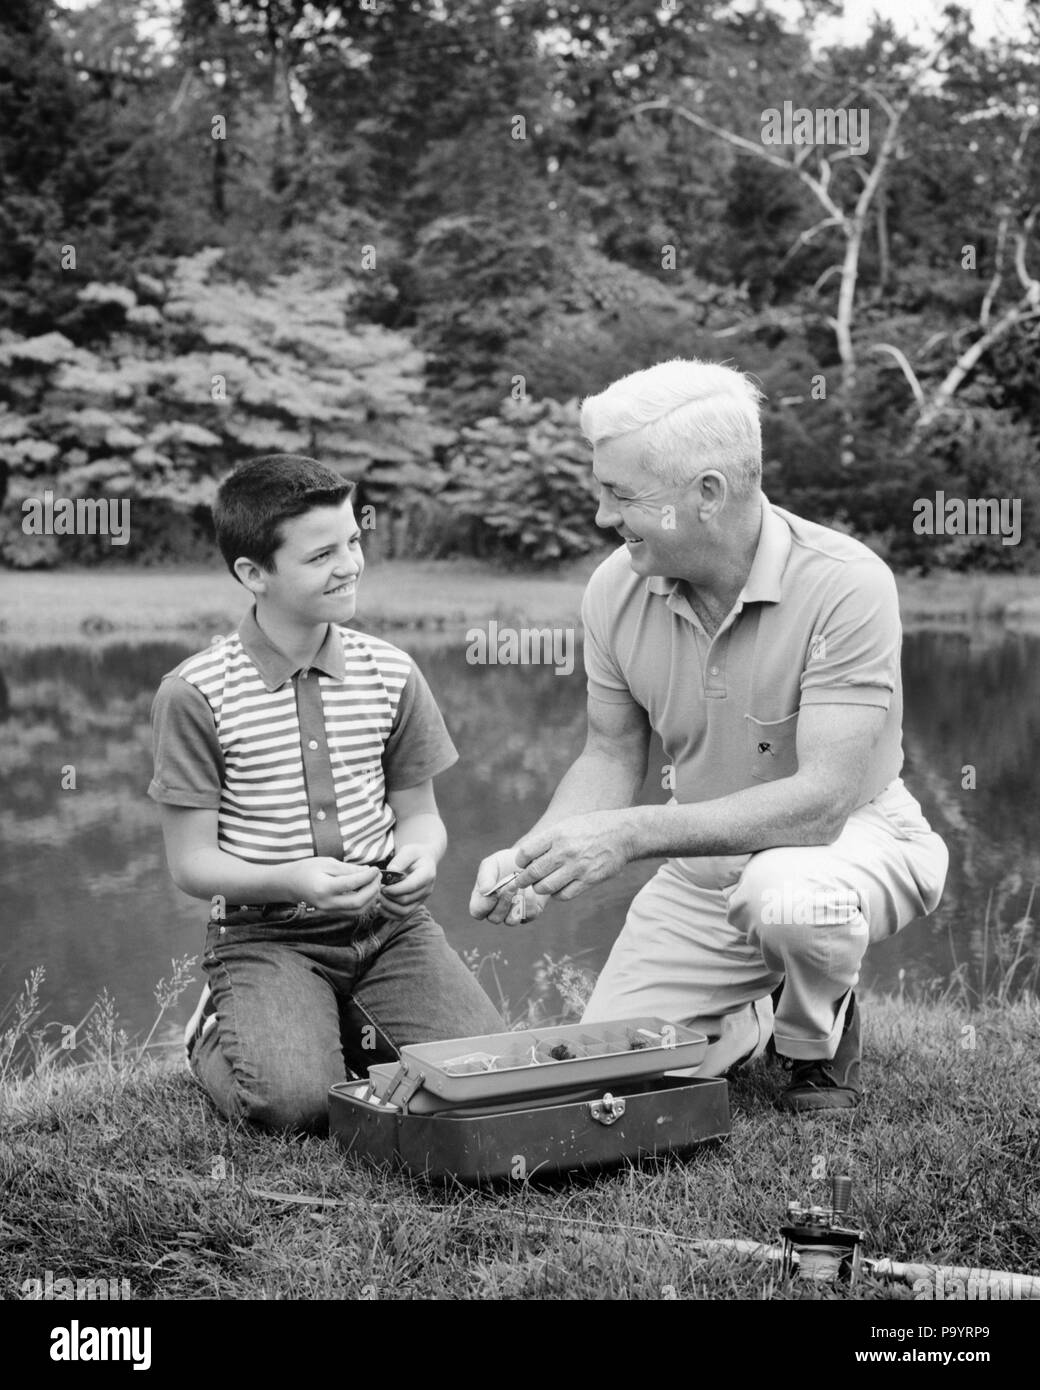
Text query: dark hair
213 455 355 581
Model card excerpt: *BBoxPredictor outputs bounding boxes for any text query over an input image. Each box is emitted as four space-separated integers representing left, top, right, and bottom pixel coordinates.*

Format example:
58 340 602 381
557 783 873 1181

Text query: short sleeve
581 572 636 706
382 663 458 791
799 558 900 710
147 675 225 807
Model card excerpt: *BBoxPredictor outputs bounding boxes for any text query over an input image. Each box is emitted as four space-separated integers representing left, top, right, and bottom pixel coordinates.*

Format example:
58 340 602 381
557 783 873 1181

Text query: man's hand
283 858 382 913
513 811 634 900
469 849 547 926
379 844 438 919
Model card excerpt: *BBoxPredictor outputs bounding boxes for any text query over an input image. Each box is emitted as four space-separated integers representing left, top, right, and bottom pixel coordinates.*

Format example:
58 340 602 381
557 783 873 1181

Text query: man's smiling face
591 431 700 578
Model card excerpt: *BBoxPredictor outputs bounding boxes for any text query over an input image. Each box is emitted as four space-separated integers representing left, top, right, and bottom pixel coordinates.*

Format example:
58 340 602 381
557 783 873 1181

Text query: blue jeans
192 903 504 1133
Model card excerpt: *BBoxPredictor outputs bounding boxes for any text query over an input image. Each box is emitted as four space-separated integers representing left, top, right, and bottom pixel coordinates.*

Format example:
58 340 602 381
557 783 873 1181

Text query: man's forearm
520 749 644 846
623 776 841 861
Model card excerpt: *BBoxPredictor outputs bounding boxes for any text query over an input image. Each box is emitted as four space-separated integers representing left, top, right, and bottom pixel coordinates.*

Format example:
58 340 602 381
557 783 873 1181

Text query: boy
148 454 504 1132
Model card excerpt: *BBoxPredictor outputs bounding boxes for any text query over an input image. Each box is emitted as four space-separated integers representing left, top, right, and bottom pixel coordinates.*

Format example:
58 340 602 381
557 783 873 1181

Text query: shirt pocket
746 711 799 781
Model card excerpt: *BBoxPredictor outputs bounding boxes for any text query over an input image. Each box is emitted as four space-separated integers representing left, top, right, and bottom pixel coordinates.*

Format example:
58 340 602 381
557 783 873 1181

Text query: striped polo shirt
148 607 457 865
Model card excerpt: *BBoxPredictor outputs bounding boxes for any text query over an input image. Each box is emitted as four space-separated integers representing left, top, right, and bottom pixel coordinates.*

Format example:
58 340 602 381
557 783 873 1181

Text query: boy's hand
378 845 437 919
284 858 382 914
469 849 546 927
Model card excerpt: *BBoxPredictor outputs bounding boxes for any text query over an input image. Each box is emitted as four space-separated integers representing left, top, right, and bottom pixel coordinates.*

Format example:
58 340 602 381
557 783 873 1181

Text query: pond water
1 626 1038 1050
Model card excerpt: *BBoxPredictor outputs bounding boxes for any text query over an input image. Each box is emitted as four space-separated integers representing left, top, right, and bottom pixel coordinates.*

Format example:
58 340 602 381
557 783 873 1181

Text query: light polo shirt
148 607 457 865
581 494 903 807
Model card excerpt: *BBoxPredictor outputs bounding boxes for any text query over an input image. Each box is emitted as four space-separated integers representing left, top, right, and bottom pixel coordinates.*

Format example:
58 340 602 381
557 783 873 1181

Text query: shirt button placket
706 637 728 698
295 671 344 861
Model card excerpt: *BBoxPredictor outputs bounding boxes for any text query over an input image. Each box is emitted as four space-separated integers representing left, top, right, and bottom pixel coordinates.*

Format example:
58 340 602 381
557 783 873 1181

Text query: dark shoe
184 983 216 1068
777 992 862 1112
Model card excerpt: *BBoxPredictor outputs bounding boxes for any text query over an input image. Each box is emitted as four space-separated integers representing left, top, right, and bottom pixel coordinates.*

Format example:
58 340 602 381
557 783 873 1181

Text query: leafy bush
403 216 721 420
0 250 446 568
888 408 1040 573
435 395 601 566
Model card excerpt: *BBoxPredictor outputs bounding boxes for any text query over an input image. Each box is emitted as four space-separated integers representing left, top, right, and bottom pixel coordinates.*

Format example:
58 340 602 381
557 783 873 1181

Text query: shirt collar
645 493 791 611
738 494 791 605
238 606 347 691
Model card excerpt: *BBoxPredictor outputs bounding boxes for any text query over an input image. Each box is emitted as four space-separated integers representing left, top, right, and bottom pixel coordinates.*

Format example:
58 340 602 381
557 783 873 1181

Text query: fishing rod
690 1174 1040 1298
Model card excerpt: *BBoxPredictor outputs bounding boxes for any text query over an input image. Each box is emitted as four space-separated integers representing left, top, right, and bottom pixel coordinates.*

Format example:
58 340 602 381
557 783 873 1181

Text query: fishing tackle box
328 1017 730 1184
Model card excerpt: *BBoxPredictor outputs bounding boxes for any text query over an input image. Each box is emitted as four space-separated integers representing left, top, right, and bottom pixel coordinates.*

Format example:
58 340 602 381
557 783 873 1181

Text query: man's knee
729 850 861 944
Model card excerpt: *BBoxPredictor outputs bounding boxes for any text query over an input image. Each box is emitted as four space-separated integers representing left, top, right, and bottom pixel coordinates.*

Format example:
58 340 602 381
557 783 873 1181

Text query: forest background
2 0 1039 574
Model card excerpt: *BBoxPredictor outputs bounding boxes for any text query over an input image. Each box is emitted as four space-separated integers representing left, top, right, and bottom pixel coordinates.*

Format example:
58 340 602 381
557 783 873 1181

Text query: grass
1 561 1040 648
0 556 603 648
895 571 1040 629
2 967 1038 1301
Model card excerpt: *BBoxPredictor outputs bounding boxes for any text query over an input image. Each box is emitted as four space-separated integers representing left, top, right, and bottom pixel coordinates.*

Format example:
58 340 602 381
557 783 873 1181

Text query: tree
0 0 94 330
870 25 1040 433
630 24 953 461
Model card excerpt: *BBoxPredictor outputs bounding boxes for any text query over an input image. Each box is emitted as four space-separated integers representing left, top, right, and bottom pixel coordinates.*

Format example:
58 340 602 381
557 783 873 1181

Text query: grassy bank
0 558 601 648
2 563 1040 647
2 993 1037 1300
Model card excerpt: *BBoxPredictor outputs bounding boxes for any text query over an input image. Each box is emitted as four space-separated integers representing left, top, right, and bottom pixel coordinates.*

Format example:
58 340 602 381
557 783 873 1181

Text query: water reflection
0 628 1037 1041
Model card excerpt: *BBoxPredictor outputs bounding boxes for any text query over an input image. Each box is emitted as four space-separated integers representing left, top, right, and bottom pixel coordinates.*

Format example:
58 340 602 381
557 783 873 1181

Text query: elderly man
469 358 948 1111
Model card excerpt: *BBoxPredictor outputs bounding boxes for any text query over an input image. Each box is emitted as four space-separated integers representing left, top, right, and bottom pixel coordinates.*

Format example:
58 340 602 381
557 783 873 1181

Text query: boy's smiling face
247 498 364 624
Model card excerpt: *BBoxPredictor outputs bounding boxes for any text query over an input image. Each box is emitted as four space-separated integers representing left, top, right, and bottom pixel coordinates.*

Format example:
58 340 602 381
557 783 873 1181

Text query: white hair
579 358 765 498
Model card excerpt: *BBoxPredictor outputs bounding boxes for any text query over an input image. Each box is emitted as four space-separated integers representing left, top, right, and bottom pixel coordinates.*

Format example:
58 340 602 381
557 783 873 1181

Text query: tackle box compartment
379 1016 709 1104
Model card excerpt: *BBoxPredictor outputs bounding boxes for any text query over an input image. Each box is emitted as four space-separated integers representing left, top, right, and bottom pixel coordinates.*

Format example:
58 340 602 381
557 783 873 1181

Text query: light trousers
582 779 949 1075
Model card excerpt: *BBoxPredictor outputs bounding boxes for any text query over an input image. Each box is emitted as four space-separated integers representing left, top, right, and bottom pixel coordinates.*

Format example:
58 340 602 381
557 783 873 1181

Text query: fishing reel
779 1174 866 1286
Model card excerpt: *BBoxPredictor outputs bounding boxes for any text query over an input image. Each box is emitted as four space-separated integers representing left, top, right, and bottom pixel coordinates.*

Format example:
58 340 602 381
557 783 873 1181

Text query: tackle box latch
380 1063 427 1109
589 1092 626 1126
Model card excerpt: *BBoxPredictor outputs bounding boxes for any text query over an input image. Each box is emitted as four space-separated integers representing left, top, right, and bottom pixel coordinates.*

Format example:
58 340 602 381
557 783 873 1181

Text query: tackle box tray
380 1017 709 1104
329 1072 730 1184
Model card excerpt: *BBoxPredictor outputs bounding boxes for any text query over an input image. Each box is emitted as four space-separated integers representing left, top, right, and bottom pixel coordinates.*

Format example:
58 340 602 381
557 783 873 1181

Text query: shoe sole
777 1089 862 1112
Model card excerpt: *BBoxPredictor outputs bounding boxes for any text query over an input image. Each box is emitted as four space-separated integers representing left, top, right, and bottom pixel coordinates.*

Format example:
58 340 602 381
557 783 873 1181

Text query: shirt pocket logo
746 711 799 781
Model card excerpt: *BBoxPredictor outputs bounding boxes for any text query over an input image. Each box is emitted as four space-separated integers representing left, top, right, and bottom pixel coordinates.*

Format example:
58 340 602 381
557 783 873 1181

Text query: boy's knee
238 1086 329 1135
192 1018 333 1133
225 1067 332 1135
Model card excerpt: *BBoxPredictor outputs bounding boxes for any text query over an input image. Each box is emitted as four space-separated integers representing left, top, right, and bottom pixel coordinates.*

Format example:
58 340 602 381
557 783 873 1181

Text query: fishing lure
366 853 406 885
